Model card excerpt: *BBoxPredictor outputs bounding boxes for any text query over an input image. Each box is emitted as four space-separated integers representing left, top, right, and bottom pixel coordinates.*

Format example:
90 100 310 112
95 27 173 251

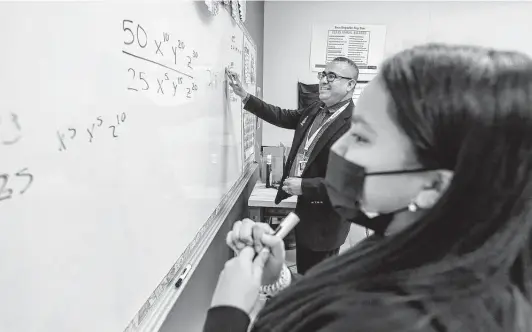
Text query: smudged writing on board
0 113 22 146
122 19 200 100
57 113 127 152
0 168 34 203
230 35 242 54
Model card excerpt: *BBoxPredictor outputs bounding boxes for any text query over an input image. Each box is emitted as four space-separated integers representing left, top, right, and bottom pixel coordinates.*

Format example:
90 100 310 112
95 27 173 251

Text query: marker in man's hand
225 68 236 84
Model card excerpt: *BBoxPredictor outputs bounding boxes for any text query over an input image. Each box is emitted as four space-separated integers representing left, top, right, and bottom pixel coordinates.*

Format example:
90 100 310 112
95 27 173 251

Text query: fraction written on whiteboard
122 19 200 102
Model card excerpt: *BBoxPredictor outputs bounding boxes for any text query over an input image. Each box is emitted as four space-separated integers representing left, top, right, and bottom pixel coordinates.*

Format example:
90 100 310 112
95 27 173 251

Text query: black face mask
324 150 430 234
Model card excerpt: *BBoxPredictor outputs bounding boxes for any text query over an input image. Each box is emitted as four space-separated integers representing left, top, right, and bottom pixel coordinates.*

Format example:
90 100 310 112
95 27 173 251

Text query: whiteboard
0 2 253 331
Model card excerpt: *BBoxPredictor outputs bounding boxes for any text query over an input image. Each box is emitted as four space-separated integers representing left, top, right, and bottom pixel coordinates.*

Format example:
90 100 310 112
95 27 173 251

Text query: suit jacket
244 95 352 251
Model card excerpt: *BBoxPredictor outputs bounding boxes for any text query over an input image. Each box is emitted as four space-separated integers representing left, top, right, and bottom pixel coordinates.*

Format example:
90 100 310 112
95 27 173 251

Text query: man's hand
282 177 302 196
226 69 248 99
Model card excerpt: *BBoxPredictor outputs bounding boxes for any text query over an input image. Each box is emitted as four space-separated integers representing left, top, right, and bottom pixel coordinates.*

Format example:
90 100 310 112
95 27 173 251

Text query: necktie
308 107 330 138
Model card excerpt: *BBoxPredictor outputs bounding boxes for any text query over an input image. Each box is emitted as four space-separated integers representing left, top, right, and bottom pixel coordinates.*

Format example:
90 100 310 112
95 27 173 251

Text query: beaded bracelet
259 264 291 299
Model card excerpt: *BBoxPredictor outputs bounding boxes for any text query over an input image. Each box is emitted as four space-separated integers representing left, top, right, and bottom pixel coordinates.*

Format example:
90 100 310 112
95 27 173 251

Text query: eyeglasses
317 71 354 83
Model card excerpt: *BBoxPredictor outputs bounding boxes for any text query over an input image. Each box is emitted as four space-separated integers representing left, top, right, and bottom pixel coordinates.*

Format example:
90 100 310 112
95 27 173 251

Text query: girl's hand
210 246 270 314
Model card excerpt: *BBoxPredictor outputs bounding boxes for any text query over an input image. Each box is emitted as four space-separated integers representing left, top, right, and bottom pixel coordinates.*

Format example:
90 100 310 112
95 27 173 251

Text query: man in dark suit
227 57 358 274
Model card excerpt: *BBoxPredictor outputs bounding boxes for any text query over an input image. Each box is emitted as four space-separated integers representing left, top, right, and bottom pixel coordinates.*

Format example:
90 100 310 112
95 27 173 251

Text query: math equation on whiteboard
56 113 127 152
122 19 200 100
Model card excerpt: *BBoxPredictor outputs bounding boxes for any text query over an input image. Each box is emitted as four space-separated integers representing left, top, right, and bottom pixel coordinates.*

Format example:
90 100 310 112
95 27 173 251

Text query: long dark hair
252 44 532 331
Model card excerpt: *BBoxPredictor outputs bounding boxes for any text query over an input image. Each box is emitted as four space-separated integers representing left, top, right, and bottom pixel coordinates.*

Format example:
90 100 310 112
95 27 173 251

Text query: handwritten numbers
121 20 200 101
57 113 127 151
139 72 149 90
127 69 150 92
123 19 148 48
108 114 125 139
16 168 33 195
0 174 13 202
1 133 21 146
128 68 138 91
115 113 126 126
109 126 118 138
185 82 197 99
0 113 22 146
11 113 21 131
123 20 134 45
0 168 33 203
109 112 126 138
137 24 148 48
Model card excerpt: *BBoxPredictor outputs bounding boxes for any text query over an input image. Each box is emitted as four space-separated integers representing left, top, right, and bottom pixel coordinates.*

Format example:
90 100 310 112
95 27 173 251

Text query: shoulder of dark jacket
203 306 250 332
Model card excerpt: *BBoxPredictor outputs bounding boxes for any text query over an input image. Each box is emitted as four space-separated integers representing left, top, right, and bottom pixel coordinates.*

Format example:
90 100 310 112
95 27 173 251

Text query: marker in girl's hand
253 213 300 257
273 212 300 239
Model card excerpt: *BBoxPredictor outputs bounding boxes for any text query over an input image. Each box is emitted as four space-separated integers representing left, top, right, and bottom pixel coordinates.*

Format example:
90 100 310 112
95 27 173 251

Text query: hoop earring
408 201 419 212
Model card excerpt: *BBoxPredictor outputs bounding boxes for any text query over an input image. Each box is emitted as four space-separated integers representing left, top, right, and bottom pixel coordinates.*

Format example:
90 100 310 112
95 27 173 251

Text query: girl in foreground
205 44 532 331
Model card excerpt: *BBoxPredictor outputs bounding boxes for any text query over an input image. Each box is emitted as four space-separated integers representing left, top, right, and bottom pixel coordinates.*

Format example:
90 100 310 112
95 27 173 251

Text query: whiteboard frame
124 162 258 332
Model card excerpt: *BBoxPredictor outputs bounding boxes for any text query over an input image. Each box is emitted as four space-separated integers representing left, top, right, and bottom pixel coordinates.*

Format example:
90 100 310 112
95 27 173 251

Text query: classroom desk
248 182 297 222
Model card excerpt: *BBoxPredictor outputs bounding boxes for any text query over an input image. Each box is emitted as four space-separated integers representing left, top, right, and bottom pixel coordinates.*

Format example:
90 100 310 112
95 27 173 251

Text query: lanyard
303 103 349 152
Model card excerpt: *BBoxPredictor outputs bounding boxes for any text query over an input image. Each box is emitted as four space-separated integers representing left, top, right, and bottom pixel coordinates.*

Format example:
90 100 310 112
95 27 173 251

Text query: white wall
262 1 532 146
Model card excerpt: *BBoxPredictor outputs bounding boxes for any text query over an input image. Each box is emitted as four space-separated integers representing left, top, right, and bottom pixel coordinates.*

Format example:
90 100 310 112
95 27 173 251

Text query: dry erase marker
225 68 236 83
273 212 300 239
175 264 192 288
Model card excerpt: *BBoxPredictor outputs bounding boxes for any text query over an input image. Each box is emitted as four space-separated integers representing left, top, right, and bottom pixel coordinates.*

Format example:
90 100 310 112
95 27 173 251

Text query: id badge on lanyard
295 153 308 177
296 104 348 177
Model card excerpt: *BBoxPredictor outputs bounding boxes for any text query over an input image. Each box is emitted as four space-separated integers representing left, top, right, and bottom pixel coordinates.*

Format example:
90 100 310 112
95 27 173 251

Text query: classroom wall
244 0 265 90
159 3 265 331
261 1 532 146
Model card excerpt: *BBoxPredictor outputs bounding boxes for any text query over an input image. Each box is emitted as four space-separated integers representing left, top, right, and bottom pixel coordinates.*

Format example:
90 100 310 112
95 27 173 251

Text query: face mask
324 150 430 234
